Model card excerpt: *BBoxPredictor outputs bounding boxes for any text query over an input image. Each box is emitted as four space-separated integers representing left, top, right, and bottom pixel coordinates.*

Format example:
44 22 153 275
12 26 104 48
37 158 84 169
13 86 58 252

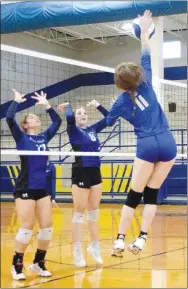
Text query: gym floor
1 203 187 288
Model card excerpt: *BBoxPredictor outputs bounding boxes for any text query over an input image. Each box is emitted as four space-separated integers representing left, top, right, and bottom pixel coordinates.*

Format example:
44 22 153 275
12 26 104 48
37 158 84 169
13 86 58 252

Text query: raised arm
106 97 122 127
6 89 25 142
57 102 77 134
86 100 109 133
45 107 62 142
87 100 109 117
89 117 108 133
139 10 153 84
31 91 62 142
97 105 109 117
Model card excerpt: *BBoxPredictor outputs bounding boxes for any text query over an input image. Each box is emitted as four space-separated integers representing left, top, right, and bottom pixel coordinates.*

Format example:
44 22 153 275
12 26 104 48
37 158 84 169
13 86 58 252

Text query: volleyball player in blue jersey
6 89 62 280
57 100 109 267
106 11 177 256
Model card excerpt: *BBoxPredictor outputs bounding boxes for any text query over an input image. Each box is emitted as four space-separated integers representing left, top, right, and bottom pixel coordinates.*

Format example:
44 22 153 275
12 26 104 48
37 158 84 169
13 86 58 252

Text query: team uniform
6 101 62 200
106 50 177 162
65 104 108 188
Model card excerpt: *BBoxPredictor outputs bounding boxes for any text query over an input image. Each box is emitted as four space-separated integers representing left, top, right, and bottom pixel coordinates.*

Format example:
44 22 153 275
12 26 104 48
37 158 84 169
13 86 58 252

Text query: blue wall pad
164 66 187 81
1 1 187 34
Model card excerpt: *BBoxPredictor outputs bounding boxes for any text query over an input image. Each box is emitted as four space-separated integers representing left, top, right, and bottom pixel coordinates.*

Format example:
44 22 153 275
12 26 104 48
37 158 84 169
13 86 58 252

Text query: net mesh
1 49 187 162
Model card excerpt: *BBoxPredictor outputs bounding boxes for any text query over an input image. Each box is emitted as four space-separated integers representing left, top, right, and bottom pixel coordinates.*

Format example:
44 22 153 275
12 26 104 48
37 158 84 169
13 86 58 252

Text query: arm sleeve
6 101 23 142
141 49 152 85
89 118 108 133
45 107 62 142
65 104 77 133
97 105 109 117
106 100 121 126
90 104 115 132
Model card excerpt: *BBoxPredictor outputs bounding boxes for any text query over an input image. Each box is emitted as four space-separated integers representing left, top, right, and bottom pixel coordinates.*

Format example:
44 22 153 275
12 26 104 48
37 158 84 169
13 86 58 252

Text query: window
163 41 181 59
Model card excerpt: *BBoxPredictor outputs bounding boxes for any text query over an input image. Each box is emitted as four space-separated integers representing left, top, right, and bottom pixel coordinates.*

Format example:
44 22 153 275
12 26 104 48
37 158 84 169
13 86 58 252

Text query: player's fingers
57 107 64 112
34 92 41 97
31 96 38 100
57 104 64 109
145 10 150 18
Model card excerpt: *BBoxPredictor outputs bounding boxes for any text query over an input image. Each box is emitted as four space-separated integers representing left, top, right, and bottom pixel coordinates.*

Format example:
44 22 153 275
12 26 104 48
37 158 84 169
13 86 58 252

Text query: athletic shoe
127 236 146 255
73 247 86 268
87 244 103 265
11 265 26 280
111 239 125 257
29 261 51 277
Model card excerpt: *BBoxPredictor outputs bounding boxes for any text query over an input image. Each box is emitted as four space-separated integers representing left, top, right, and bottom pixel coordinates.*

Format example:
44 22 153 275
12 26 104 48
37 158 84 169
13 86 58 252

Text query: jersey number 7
136 95 149 111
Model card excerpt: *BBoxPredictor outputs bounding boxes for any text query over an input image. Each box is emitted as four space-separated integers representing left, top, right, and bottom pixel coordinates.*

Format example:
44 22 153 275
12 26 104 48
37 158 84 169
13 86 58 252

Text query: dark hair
74 106 85 116
114 62 144 116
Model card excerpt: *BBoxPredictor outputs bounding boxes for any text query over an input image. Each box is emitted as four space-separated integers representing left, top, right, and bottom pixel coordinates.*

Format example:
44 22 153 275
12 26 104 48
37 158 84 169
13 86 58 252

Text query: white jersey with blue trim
106 51 169 138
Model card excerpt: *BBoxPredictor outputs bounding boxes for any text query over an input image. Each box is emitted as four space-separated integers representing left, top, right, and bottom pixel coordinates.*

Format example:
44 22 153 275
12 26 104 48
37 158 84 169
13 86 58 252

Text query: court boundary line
21 246 187 288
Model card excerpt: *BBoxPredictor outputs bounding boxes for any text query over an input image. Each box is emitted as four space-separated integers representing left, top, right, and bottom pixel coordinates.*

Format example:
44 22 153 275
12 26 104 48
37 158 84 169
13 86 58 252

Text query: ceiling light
121 22 133 31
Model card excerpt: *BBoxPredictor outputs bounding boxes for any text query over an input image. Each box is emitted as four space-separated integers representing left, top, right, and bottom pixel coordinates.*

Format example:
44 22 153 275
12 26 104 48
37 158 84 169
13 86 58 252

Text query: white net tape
1 150 187 158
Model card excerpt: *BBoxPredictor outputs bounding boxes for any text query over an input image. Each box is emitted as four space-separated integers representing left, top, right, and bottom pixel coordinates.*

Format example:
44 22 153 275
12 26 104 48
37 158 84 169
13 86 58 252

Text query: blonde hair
114 62 144 116
20 113 41 133
20 114 29 133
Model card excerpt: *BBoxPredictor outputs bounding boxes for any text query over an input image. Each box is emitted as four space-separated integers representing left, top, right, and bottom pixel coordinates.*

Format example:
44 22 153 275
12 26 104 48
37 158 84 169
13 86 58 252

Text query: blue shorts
136 130 177 163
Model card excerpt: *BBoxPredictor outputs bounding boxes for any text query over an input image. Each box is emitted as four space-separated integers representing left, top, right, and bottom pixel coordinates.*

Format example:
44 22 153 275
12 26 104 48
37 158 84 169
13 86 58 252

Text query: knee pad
144 186 158 205
38 227 53 241
16 228 32 244
72 212 84 224
125 189 143 209
87 209 99 222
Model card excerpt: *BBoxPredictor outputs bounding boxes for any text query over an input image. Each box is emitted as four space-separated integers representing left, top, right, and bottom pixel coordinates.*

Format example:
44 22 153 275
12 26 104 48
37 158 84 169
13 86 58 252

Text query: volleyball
132 18 155 40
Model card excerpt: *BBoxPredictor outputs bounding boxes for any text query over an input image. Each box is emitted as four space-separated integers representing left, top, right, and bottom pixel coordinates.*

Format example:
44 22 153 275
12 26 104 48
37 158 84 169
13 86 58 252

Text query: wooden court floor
1 203 187 288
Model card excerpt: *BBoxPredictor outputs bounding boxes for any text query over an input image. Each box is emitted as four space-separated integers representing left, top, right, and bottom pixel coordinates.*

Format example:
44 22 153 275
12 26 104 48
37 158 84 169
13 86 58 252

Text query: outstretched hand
12 89 26 103
57 102 69 112
86 100 100 108
31 91 50 109
139 10 153 34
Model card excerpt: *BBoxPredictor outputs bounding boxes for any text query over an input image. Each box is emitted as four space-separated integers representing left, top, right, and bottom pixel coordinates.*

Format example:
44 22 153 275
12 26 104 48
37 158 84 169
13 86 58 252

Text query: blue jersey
6 101 62 191
66 105 108 168
106 50 169 138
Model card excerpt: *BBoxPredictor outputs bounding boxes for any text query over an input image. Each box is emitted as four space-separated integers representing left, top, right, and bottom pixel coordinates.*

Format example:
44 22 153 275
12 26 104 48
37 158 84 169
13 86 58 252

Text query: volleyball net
0 46 187 203
1 77 187 158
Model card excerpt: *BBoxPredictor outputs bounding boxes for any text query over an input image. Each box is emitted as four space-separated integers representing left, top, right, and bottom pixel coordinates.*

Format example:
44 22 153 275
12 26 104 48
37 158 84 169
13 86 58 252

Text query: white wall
73 31 187 68
163 31 187 67
2 30 187 69
1 32 79 59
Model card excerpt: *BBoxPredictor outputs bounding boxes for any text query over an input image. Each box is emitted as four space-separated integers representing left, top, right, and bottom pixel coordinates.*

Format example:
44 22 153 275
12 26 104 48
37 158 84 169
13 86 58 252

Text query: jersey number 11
136 95 149 111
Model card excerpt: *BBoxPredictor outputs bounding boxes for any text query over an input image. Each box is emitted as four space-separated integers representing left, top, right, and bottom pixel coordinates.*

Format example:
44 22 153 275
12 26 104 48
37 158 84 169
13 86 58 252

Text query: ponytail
129 90 136 116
